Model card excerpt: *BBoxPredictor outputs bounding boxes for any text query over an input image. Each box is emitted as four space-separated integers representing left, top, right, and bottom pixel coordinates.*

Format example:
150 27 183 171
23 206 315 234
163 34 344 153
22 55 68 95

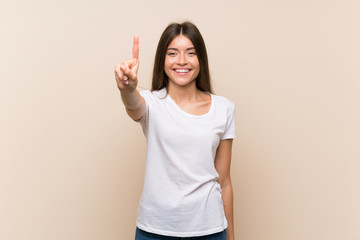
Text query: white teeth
175 69 190 73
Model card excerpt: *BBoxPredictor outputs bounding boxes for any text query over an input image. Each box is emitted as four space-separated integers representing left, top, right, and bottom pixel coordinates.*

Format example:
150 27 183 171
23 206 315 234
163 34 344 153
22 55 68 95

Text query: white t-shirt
136 88 236 237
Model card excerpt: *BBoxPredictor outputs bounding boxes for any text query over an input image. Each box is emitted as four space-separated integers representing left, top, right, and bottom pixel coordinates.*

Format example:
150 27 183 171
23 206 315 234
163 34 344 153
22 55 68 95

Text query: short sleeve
221 103 236 140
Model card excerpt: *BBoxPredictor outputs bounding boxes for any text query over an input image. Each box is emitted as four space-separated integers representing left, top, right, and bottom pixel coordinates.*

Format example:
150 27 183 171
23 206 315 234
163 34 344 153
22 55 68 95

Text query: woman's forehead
167 35 194 49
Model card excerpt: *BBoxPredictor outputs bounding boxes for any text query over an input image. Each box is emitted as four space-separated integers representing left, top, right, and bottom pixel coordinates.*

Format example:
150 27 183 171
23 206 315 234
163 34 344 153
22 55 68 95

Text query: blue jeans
135 227 227 240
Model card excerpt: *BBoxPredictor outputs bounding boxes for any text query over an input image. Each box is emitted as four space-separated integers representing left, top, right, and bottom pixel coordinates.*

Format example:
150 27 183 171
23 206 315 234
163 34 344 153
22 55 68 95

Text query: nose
177 53 187 65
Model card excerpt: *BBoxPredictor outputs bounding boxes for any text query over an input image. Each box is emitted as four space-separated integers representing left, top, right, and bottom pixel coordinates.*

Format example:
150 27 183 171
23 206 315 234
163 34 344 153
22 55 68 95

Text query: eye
188 51 197 56
167 51 177 56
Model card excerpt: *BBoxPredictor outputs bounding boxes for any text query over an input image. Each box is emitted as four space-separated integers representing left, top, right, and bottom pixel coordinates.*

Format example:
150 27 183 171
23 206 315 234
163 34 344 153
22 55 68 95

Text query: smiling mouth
174 68 191 73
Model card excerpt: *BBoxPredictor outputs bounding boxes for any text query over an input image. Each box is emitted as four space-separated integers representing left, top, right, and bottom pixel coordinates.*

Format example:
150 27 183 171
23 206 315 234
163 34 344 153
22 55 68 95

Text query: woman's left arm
214 139 235 240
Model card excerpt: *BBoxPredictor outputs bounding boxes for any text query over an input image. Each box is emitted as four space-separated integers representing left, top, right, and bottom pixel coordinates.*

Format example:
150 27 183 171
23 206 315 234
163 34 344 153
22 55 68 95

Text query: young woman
115 22 236 240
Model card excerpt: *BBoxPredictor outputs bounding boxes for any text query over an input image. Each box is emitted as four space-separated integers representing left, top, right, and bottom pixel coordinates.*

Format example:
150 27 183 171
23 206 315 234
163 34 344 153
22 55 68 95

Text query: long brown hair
151 21 213 93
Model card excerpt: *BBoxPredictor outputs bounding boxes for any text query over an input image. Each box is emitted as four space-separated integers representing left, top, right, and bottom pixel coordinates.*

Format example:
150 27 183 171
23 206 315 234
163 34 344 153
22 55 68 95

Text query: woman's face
164 35 200 88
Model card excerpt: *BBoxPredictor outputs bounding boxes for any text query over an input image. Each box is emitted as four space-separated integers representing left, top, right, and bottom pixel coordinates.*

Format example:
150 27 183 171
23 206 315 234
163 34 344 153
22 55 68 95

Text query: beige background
1 0 359 239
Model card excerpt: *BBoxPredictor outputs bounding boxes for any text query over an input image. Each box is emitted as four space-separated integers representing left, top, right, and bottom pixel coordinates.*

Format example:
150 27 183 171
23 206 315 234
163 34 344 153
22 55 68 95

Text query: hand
115 35 139 91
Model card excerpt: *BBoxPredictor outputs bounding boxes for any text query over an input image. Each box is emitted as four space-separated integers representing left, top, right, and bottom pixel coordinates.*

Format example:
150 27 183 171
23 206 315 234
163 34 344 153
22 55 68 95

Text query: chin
169 78 196 87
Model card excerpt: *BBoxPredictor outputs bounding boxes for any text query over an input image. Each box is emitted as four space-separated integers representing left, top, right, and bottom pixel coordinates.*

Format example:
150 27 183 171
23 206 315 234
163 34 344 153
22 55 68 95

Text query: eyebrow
167 47 195 51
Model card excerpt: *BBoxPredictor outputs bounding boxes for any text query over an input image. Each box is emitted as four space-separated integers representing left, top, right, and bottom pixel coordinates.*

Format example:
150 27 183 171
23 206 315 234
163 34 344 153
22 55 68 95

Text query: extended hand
115 35 139 91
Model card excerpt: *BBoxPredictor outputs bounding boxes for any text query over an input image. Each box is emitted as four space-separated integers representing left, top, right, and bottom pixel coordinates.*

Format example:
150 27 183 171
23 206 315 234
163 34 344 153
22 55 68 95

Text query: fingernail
124 76 128 81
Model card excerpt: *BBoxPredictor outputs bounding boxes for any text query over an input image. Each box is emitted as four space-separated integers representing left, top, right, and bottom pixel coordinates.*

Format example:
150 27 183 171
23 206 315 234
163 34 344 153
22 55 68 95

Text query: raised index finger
132 35 139 59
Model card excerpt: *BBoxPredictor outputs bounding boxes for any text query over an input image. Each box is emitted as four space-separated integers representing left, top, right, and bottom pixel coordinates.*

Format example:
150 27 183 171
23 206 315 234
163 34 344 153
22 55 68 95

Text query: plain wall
1 0 359 239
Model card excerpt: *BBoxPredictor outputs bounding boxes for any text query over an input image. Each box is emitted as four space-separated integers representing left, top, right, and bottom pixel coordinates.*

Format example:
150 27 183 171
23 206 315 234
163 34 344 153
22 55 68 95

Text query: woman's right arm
114 35 146 121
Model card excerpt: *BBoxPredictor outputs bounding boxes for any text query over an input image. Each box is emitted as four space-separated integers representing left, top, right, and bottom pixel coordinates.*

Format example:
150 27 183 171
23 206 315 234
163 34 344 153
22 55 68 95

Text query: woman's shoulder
211 94 235 108
140 88 167 101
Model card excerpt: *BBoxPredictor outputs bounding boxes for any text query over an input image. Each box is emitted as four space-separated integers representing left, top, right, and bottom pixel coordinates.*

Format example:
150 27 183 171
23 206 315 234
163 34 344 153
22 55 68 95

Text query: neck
167 82 199 102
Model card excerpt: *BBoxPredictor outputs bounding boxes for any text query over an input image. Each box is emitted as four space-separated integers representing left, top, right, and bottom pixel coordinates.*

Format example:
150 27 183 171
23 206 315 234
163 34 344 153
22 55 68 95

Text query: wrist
119 86 136 94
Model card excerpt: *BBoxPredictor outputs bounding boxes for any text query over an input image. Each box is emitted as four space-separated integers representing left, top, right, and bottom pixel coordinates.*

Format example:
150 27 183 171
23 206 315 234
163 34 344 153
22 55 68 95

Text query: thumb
125 59 138 80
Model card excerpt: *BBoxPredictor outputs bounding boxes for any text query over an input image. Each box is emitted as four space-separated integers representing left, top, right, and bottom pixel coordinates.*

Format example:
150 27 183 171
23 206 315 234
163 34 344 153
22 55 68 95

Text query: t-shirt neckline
163 89 214 118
